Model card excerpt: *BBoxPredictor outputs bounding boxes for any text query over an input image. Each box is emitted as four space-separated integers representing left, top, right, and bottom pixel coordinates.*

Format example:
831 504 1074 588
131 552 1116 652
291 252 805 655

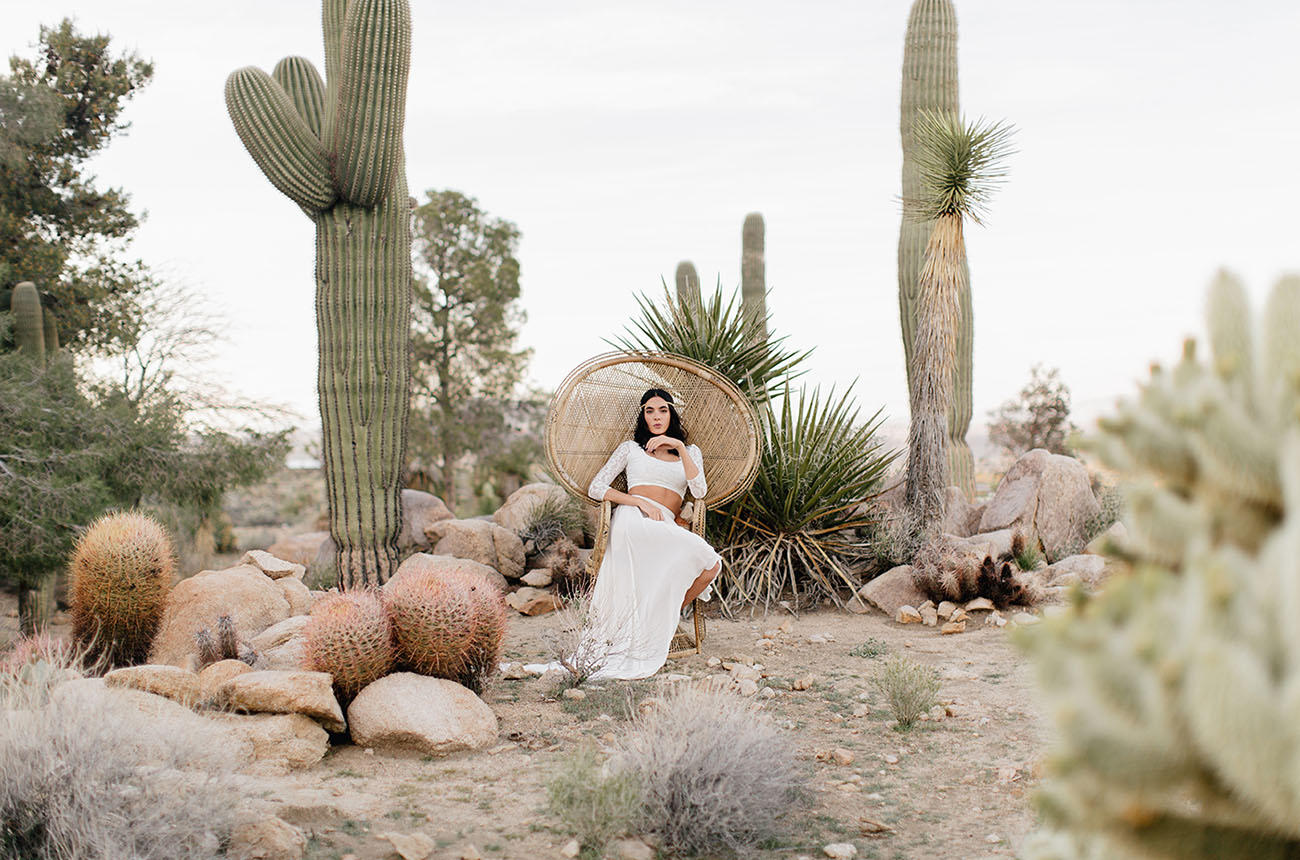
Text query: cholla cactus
1021 271 1300 859
910 534 1040 608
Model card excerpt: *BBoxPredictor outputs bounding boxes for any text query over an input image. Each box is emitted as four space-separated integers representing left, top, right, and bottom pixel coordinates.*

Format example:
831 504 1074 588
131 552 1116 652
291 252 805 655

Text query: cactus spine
741 213 766 337
11 282 45 365
674 261 700 307
305 589 395 699
898 0 974 498
225 0 412 588
383 566 505 693
1020 271 1300 860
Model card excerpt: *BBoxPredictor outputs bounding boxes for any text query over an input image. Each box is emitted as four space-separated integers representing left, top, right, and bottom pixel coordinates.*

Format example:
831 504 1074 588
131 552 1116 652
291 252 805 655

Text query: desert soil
3 595 1049 860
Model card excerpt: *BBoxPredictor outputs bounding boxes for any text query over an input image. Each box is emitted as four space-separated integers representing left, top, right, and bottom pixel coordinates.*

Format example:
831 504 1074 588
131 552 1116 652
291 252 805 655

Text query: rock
737 678 759 697
266 532 330 568
609 838 655 860
521 568 553 587
844 594 870 614
378 831 436 860
936 600 957 620
978 449 1101 561
400 489 454 551
250 615 311 671
941 620 966 635
1046 554 1108 588
942 486 977 537
792 675 815 691
561 687 586 700
149 564 292 668
104 664 201 707
390 553 508 594
987 611 1008 628
240 550 305 580
500 661 529 680
858 565 927 617
949 608 969 623
506 586 562 616
200 658 253 701
895 605 922 624
919 601 939 627
1086 520 1128 555
425 518 525 580
228 816 306 860
965 597 995 612
1011 611 1041 626
215 670 345 732
823 843 858 859
957 529 1015 560
833 748 855 766
276 577 314 616
561 839 581 858
347 673 498 755
493 483 579 539
203 712 330 774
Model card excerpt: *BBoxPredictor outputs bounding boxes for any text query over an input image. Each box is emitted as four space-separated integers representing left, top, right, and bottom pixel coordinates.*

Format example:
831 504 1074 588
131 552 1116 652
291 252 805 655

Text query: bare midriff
628 485 682 518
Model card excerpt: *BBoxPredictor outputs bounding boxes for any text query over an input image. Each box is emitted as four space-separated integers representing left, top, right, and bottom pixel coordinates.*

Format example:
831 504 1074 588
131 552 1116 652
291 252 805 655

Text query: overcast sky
6 0 1299 438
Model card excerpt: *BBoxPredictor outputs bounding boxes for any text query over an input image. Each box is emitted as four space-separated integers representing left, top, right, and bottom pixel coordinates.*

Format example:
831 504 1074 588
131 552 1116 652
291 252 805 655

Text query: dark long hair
633 388 688 451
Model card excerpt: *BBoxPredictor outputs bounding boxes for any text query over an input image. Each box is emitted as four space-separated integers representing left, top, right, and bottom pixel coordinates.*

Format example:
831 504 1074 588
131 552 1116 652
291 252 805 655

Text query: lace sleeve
588 441 631 502
685 444 707 499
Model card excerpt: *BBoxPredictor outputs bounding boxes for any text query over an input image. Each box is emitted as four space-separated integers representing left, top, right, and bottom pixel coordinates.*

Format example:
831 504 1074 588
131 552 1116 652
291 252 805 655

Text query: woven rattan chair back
545 351 761 510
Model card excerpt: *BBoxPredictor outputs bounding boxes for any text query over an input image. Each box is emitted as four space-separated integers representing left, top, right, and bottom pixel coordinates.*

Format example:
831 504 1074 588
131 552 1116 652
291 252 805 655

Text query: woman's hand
636 498 666 521
644 435 683 456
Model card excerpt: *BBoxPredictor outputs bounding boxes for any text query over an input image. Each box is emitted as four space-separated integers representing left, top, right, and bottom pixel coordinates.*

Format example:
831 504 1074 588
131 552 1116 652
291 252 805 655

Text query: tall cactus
741 213 766 337
898 0 974 498
1020 271 1300 860
41 306 59 355
674 260 700 307
225 0 412 588
11 282 45 365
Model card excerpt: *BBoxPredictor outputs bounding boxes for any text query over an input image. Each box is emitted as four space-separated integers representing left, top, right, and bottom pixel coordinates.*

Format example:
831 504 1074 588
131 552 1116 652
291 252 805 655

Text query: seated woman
582 387 723 680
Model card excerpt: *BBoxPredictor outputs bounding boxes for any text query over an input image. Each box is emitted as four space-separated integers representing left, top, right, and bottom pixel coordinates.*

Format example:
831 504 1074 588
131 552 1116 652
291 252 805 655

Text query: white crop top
588 440 707 502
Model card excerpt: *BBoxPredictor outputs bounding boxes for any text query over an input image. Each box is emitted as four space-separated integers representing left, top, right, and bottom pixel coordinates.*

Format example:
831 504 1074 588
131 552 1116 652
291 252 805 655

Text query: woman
581 388 723 680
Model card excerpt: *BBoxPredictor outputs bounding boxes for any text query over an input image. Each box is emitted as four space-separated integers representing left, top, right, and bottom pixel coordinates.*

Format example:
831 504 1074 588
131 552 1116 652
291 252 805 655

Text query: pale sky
6 0 1299 439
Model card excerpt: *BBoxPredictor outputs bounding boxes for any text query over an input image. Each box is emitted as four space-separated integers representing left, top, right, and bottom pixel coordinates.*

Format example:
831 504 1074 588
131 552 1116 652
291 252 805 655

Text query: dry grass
545 744 643 855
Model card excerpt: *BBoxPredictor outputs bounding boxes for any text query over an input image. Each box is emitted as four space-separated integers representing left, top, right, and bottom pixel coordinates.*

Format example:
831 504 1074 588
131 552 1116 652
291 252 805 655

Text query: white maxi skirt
584 495 721 680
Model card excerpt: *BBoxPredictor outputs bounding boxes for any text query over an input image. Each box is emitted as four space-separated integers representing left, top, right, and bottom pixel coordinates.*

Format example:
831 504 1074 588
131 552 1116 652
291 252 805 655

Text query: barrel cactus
1020 271 1300 859
10 281 45 364
69 511 176 667
224 0 413 588
304 589 395 698
384 568 504 692
898 0 974 498
741 213 766 337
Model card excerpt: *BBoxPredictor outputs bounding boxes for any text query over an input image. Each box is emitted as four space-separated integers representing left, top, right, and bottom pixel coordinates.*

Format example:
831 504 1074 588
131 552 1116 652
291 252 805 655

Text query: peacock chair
545 351 762 656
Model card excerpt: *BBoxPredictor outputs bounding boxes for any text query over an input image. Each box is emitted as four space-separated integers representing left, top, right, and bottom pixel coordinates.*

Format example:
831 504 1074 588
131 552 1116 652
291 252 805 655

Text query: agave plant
610 281 809 402
904 111 1014 535
713 385 897 614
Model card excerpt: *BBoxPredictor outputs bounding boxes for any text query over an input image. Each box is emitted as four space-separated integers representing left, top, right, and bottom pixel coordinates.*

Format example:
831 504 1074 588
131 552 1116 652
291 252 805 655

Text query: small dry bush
0 651 241 859
548 589 635 687
872 655 940 729
614 685 807 856
546 744 643 855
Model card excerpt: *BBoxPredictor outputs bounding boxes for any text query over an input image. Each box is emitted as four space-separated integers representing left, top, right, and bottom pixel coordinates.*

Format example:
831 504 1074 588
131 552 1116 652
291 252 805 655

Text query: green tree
409 190 530 511
986 364 1078 458
0 19 154 352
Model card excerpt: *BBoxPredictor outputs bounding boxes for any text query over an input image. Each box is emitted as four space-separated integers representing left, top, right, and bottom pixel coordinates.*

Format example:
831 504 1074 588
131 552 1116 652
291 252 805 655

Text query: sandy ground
2 594 1049 860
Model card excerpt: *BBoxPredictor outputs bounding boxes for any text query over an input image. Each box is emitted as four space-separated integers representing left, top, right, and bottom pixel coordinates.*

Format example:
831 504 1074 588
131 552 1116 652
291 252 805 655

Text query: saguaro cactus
674 261 700 307
11 282 45 365
898 0 974 498
741 213 766 337
225 0 413 588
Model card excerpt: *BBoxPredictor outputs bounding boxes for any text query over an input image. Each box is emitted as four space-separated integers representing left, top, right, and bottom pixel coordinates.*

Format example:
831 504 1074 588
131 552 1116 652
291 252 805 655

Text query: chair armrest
586 499 612 578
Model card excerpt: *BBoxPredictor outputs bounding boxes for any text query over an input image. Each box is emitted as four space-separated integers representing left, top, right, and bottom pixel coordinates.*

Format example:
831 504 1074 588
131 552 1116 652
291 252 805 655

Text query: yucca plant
904 111 1014 534
610 281 809 402
713 385 897 614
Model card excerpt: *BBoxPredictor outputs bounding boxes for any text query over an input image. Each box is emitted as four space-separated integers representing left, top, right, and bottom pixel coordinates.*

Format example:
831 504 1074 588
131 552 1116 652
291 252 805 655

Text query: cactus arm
740 213 766 336
332 0 411 207
41 306 58 354
273 56 327 139
674 261 700 306
11 281 45 362
225 67 336 213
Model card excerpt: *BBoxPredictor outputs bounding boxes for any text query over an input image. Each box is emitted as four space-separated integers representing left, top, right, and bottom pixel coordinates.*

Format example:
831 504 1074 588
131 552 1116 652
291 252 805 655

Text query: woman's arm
644 437 707 499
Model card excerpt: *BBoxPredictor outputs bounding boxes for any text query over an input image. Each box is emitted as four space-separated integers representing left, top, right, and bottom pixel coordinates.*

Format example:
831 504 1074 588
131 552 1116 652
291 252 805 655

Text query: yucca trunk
905 213 964 531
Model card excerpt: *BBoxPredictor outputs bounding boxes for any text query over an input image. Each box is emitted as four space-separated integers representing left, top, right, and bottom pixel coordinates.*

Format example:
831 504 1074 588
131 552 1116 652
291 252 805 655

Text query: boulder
200 658 254 702
1086 520 1128 555
505 586 562 616
389 553 509 594
856 565 927 617
266 532 330 568
240 550 305 580
1045 554 1109 588
202 712 330 775
149 565 291 669
214 670 345 732
978 449 1101 561
942 487 977 538
104 664 201 707
250 616 310 671
399 489 453 551
228 815 306 860
425 518 525 580
955 529 1015 560
276 577 314 616
347 672 498 755
522 568 553 587
493 483 579 540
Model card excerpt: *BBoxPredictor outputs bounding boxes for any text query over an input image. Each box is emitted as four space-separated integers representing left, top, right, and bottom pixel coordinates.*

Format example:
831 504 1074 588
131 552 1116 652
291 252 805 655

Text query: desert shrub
986 364 1079 458
548 589 636 687
546 744 643 856
613 685 807 855
519 494 584 553
866 506 925 570
538 536 590 598
871 655 940 730
0 651 240 859
911 535 1043 608
849 638 888 659
1009 530 1044 571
